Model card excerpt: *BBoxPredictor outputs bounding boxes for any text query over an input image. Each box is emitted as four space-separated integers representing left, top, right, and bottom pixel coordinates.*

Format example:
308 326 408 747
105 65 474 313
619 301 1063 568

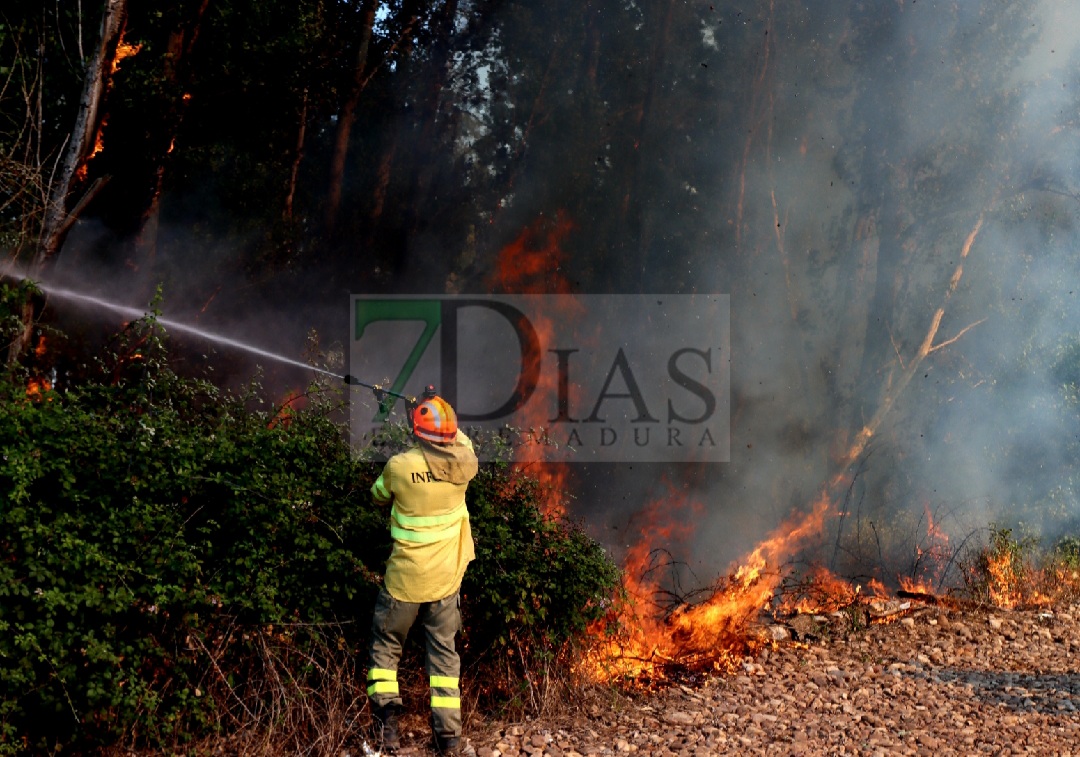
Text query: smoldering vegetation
8 0 1080 590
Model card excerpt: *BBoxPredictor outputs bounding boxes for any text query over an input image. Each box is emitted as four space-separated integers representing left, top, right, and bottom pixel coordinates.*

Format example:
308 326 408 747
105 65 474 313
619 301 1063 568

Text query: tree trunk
622 0 676 283
34 0 128 271
284 89 309 220
6 296 34 370
405 0 460 234
131 0 210 288
325 0 379 233
11 0 126 368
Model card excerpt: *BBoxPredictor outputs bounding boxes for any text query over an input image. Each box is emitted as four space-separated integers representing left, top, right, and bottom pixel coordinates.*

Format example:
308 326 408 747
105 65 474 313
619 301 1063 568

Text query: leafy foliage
0 303 620 753
0 314 375 751
467 466 619 648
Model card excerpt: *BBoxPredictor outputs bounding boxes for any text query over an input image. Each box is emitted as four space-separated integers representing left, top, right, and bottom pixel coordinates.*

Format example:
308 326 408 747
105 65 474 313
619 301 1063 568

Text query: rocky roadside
456 602 1080 756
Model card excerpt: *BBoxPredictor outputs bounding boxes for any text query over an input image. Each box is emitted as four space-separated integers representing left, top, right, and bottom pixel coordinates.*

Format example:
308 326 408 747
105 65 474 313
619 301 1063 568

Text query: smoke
565 0 1080 586
28 0 1080 591
665 0 1080 581
42 217 353 393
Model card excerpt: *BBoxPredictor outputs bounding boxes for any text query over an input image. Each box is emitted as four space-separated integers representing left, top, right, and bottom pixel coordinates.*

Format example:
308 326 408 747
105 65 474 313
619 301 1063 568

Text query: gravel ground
453 602 1080 756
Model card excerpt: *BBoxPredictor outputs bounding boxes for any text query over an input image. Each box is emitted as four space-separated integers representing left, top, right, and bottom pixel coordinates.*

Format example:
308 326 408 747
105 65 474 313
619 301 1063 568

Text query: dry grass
105 625 371 757
102 627 605 756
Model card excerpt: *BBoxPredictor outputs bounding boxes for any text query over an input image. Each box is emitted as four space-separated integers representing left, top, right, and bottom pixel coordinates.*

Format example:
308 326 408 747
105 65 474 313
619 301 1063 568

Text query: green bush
463 461 620 708
0 318 379 751
0 301 619 753
1052 534 1080 568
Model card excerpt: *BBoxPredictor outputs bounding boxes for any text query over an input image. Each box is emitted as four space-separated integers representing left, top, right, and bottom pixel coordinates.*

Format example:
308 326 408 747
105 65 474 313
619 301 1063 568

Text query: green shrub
0 319 379 751
0 303 620 752
463 461 620 708
1044 535 1080 603
1052 534 1080 568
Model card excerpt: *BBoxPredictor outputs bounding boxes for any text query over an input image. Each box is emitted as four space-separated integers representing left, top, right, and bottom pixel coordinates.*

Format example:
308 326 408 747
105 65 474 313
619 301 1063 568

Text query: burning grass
959 525 1080 609
575 510 1080 692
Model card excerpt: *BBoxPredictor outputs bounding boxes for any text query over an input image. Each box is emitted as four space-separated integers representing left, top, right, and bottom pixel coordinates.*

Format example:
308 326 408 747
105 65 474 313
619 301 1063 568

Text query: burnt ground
430 602 1080 756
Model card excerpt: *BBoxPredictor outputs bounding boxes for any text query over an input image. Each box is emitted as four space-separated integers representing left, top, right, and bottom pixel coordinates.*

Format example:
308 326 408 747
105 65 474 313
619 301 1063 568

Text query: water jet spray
1 268 412 404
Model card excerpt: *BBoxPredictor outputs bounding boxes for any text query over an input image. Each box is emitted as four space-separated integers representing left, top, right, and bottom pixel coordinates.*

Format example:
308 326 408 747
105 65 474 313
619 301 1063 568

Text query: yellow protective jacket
371 431 477 603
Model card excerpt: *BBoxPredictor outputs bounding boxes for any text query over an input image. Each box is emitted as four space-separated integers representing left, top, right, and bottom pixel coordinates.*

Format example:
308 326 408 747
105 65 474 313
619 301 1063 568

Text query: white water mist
3 270 339 379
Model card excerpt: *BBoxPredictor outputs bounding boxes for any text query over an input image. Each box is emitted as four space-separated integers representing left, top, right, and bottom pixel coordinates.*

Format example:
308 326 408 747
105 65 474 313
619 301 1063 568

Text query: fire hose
341 374 437 416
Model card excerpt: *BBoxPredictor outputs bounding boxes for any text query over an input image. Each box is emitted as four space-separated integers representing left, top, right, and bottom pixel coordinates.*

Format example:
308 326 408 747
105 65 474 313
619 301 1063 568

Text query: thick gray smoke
568 1 1080 588
29 1 1080 591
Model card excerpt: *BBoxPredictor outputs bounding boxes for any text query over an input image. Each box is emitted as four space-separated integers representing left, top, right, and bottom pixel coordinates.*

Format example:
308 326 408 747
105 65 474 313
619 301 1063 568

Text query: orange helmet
412 395 457 444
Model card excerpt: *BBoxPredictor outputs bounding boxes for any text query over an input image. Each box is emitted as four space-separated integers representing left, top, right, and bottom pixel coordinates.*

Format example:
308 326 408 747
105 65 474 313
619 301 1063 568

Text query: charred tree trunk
132 0 209 286
10 0 126 368
284 89 309 221
325 0 379 234
621 0 675 287
34 0 127 271
369 137 396 226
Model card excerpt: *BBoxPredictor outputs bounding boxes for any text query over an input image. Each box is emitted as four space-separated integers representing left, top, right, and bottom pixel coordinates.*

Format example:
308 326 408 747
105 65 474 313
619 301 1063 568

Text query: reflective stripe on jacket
371 432 476 602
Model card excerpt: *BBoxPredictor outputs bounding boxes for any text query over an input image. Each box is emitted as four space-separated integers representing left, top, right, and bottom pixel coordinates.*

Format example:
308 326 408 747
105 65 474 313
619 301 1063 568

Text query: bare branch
929 318 987 354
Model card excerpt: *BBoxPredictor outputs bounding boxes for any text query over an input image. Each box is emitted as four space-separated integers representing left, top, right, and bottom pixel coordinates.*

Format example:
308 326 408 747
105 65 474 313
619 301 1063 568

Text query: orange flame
866 577 890 598
775 564 860 616
111 40 142 75
269 390 306 429
491 211 575 295
583 486 841 681
737 490 833 588
75 114 109 182
489 212 580 517
898 575 936 595
26 378 52 400
986 550 1018 609
75 36 142 182
896 501 953 596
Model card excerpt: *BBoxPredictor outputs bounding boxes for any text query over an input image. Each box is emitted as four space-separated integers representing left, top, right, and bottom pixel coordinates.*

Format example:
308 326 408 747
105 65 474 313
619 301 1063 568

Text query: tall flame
111 40 142 74
583 437 882 680
489 212 579 517
76 34 142 182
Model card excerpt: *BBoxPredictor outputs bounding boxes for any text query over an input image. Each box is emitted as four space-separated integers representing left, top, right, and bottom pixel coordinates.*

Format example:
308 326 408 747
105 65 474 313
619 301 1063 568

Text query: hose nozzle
342 374 416 404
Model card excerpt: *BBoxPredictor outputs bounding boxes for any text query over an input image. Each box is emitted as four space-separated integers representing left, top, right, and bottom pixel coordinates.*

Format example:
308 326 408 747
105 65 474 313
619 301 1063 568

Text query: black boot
434 733 475 757
373 704 400 752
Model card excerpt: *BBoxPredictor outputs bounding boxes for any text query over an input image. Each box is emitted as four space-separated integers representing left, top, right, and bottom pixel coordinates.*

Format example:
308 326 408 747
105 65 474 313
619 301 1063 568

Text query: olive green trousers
366 587 463 740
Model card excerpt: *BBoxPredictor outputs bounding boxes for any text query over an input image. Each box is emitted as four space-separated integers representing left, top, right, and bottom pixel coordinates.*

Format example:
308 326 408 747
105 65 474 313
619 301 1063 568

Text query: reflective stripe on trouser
429 672 460 729
367 587 463 739
367 667 398 697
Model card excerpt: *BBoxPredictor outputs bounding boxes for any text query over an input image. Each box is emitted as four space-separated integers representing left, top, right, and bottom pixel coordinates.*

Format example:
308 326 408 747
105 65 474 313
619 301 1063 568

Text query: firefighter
366 389 478 756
